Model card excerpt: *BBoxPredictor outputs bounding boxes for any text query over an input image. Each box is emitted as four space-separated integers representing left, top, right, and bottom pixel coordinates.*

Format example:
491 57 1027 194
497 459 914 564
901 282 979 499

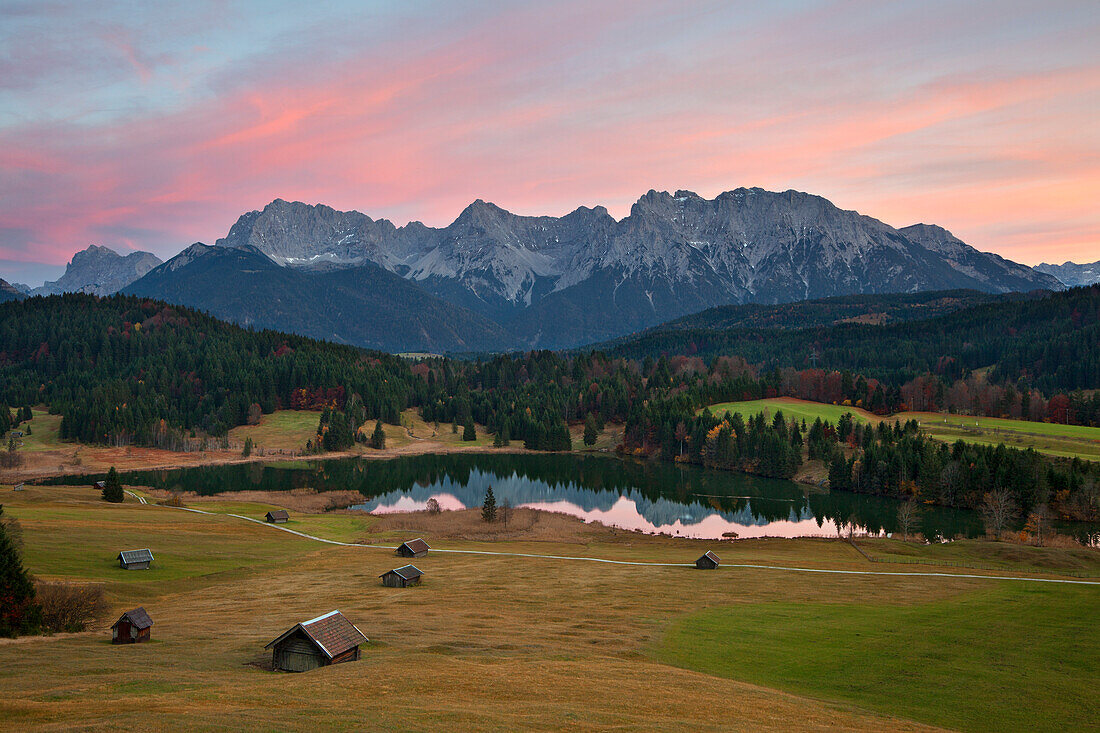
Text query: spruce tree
101 467 124 503
370 420 386 449
462 418 476 442
583 413 599 446
0 506 40 637
481 486 497 523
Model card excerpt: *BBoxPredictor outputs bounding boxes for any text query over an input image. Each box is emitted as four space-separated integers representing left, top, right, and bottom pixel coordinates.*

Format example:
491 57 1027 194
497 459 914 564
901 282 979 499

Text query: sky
1 0 1098 285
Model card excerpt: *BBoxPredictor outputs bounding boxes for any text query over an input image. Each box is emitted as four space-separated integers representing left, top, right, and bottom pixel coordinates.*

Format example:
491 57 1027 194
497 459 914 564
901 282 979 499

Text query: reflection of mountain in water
352 468 819 530
58 452 984 540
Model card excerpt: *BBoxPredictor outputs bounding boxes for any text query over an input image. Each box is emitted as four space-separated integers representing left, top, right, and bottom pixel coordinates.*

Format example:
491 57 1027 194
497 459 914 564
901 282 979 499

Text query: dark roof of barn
266 509 290 520
380 564 423 581
399 538 430 554
700 551 720 564
112 606 153 630
118 549 154 564
265 610 367 659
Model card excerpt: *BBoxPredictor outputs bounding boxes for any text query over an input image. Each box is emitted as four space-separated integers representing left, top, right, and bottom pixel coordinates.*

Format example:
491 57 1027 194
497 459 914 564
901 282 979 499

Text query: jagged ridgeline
122 188 1063 351
0 294 422 445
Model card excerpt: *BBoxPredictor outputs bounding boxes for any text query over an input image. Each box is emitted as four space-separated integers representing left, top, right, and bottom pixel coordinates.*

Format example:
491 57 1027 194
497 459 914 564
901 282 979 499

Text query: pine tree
370 420 386 450
583 413 599 446
481 486 497 523
462 418 476 442
101 467 124 503
0 506 40 637
241 437 253 457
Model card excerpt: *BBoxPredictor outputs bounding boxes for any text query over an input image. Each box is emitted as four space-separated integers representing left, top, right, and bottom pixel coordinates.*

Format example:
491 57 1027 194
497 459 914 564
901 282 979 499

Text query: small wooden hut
265 510 290 524
111 607 153 644
380 565 423 588
265 610 367 672
395 538 430 558
117 549 154 570
94 480 106 492
695 551 720 570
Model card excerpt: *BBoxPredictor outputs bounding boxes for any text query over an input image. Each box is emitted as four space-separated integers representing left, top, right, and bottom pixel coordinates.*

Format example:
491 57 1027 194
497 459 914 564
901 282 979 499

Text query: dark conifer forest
1 288 1098 520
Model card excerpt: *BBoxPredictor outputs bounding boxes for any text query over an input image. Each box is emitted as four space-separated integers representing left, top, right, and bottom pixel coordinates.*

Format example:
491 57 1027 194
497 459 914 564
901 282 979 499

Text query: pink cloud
1 1 1097 268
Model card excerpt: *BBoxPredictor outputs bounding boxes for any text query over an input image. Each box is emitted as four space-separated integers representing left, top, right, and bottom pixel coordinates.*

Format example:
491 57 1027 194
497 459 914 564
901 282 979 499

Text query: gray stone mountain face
34 245 163 296
898 224 1062 293
1034 259 1100 287
0 278 24 303
215 188 1061 347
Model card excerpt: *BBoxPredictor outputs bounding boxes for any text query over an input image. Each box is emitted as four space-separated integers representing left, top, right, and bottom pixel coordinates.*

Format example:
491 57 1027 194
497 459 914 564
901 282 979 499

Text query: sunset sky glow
1 0 1098 283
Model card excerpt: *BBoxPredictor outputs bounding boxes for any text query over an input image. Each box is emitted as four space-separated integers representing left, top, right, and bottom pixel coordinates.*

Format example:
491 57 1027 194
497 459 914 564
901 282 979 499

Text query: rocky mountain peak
1035 259 1100 287
209 187 1061 347
33 245 163 297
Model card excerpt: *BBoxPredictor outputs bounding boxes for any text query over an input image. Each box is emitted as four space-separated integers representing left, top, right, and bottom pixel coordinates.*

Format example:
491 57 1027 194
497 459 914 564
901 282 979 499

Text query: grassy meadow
706 398 1100 461
1 483 1098 731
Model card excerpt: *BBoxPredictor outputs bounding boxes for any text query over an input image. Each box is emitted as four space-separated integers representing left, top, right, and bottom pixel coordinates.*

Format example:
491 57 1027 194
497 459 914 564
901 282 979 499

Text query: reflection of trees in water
74 453 987 538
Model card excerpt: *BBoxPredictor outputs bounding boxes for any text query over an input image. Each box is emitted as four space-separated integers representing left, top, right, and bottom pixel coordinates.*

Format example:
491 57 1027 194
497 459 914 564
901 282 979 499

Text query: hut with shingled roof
695 551 720 569
111 607 153 644
380 565 423 588
395 538 430 558
117 549 153 570
265 610 367 672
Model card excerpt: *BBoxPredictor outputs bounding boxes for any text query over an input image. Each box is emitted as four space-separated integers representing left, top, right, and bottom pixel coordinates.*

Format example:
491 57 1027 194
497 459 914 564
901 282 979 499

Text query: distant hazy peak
33 245 163 297
1034 259 1100 287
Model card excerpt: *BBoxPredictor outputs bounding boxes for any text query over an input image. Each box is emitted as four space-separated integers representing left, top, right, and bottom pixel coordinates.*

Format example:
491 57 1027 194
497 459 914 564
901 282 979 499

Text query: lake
63 452 1031 541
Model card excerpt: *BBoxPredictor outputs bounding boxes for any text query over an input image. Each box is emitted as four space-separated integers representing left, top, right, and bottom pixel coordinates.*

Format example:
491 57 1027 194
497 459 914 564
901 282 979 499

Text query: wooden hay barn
111 607 153 644
117 549 154 570
94 480 106 492
696 551 720 569
380 565 423 588
265 509 290 524
265 610 367 673
395 538 430 558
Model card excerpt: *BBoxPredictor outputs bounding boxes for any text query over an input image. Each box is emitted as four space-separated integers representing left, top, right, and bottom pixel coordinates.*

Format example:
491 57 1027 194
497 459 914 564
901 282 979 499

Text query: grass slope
2 484 1097 730
707 398 1100 461
652 585 1098 732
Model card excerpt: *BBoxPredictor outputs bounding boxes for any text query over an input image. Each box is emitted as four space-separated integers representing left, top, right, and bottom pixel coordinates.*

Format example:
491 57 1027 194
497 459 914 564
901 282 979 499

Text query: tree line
2 293 1099 521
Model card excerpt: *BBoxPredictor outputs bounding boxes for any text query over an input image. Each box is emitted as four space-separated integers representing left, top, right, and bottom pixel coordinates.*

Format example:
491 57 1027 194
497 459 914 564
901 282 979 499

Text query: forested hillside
599 286 1100 395
2 293 1098 521
0 294 421 445
637 290 1015 332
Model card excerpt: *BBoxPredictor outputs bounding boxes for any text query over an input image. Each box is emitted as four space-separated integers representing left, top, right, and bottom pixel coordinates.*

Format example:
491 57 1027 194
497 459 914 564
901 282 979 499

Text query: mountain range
1035 260 1100 288
8 187 1073 352
138 188 1064 350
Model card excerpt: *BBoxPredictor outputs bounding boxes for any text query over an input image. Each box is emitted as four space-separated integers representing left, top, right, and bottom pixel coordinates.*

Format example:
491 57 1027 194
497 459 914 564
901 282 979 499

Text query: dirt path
164 503 1100 586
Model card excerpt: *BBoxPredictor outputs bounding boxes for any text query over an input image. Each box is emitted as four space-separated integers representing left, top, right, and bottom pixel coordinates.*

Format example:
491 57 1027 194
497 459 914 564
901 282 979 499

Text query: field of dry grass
2 408 611 487
1 483 1097 731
